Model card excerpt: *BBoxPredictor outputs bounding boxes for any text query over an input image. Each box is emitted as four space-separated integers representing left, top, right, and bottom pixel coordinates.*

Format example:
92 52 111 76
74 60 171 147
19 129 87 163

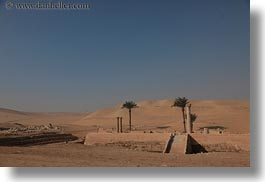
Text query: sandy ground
0 100 250 167
0 143 250 167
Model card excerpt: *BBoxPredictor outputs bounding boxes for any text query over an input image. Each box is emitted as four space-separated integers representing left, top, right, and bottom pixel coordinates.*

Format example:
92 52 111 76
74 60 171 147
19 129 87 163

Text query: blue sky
0 0 249 112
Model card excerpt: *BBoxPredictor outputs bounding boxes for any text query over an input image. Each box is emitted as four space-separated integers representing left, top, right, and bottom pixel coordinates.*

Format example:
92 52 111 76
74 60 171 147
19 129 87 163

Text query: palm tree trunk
182 107 186 133
129 109 132 131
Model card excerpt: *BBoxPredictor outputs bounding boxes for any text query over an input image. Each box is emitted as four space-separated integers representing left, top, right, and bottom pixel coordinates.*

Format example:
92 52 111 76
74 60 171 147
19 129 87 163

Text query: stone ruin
0 123 78 146
1 123 61 136
84 105 248 155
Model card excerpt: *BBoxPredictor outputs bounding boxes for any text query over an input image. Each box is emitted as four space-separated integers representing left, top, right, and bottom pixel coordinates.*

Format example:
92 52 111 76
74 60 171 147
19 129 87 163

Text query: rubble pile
0 123 78 146
1 123 62 136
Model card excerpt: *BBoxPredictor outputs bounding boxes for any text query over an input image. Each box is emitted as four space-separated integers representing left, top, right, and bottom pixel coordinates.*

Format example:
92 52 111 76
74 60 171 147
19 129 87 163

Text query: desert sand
0 100 250 167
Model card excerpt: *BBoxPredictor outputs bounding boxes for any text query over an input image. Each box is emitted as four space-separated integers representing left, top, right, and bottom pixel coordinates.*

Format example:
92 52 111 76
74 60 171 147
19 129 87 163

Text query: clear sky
0 0 249 112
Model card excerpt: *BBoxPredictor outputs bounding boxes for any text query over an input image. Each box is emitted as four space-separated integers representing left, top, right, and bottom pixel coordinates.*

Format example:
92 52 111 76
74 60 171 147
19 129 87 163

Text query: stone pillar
120 117 123 133
189 104 193 132
117 117 120 133
186 106 192 134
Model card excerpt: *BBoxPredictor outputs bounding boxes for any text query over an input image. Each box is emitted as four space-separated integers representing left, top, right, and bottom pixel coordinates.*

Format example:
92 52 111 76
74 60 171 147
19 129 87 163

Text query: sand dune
0 100 250 134
0 108 86 126
75 100 250 134
0 108 29 124
0 101 250 167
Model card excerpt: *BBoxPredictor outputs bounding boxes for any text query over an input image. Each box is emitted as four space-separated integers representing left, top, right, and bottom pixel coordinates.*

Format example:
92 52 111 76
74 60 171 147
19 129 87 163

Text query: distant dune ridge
0 108 86 126
74 100 250 134
0 100 249 134
0 108 29 123
0 100 250 167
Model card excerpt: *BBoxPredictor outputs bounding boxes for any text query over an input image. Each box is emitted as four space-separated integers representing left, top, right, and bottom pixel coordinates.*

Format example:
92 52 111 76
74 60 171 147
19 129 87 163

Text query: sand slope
0 100 250 134
75 100 249 134
0 108 86 126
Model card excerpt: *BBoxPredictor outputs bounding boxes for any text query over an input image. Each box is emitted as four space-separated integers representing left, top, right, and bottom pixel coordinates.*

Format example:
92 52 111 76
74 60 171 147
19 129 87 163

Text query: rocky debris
198 126 226 134
0 132 79 146
0 123 78 146
0 123 62 136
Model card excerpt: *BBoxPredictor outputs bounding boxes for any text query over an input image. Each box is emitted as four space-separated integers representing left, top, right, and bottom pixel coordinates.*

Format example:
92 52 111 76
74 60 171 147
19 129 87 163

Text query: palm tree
191 113 197 123
122 101 138 131
172 97 189 133
190 113 197 132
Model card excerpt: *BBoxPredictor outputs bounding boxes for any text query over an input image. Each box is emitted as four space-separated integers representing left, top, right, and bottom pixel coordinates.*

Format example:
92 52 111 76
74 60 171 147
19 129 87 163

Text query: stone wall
84 133 171 146
84 132 250 154
189 134 250 152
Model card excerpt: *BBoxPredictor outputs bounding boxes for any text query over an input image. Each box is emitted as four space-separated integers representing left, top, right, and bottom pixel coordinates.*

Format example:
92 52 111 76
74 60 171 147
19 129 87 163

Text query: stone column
117 117 120 133
120 117 123 133
186 105 192 134
189 104 193 132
